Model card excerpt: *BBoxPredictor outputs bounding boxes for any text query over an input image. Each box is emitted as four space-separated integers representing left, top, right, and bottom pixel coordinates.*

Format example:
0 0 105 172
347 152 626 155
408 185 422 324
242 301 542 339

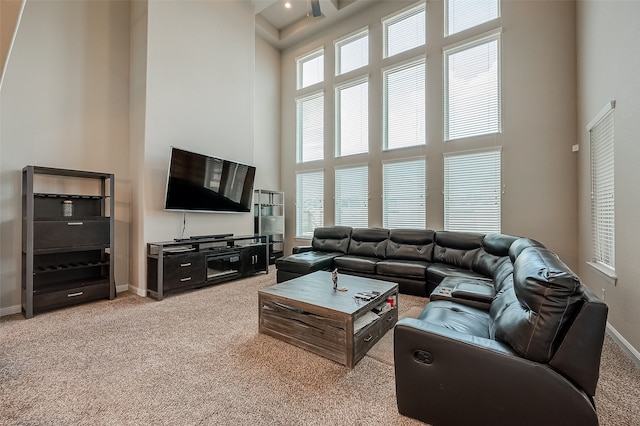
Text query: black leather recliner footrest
274 251 342 275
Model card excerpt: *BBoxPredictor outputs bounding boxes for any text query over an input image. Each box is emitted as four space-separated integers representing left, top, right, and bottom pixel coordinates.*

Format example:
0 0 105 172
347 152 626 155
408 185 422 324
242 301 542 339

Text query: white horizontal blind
384 59 426 150
383 3 426 58
297 49 324 89
444 148 501 233
336 29 369 75
590 107 615 269
336 79 369 157
445 33 501 141
297 93 324 162
383 159 426 229
446 0 500 36
335 166 368 227
296 171 324 238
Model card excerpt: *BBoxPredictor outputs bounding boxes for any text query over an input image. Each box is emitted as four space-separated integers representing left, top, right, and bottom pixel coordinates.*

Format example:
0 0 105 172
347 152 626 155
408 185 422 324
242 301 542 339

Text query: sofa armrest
292 245 313 254
394 318 598 426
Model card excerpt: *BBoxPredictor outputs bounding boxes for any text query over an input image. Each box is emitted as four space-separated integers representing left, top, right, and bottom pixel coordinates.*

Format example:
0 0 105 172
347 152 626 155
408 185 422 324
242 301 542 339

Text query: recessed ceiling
251 0 372 50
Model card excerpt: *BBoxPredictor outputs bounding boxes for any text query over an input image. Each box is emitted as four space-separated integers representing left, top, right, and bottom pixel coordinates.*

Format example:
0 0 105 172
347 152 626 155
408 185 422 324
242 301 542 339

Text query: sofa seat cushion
334 255 378 274
376 259 429 279
275 251 342 275
430 276 495 304
427 263 490 285
418 301 491 338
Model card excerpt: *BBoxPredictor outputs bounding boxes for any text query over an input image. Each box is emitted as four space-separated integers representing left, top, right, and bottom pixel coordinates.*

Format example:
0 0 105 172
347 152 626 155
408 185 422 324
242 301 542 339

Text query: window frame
295 170 325 239
443 147 502 233
444 29 502 142
334 164 369 228
296 47 325 90
587 100 616 279
382 1 427 59
382 157 427 229
335 27 369 76
382 56 426 151
296 90 325 163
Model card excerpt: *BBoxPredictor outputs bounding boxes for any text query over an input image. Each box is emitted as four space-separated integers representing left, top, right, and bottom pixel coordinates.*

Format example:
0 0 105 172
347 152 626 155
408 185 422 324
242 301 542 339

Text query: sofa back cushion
490 247 584 363
508 237 545 262
385 229 435 262
312 226 353 254
347 228 389 259
471 233 519 278
433 231 484 269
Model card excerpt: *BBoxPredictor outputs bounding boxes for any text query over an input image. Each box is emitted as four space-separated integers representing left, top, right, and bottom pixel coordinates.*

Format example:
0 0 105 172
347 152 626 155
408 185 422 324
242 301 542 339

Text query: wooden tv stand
147 234 268 301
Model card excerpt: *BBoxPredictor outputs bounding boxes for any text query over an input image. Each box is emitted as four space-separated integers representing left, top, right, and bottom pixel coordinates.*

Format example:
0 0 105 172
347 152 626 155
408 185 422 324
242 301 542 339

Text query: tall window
297 48 324 89
336 29 369 75
383 159 426 229
446 0 500 36
445 32 501 141
589 101 615 271
296 92 324 162
335 166 368 227
296 171 324 238
336 78 368 157
383 2 426 58
444 148 501 233
383 59 426 150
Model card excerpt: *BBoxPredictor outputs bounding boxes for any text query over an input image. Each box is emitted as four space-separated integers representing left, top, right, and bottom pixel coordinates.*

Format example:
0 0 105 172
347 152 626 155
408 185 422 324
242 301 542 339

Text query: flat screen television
164 147 256 213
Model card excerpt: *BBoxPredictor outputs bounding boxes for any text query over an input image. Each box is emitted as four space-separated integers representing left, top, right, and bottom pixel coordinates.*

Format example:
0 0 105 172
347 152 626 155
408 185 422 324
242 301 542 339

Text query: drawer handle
67 222 84 226
364 334 373 342
180 277 192 282
180 263 192 267
67 292 84 297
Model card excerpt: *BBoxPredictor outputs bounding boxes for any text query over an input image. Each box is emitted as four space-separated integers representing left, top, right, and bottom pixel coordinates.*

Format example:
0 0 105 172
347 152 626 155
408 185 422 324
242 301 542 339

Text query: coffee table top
259 271 398 316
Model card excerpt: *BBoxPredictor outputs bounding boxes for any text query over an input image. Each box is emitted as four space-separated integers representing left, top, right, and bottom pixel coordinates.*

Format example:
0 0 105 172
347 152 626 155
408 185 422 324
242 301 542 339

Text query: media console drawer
163 254 205 290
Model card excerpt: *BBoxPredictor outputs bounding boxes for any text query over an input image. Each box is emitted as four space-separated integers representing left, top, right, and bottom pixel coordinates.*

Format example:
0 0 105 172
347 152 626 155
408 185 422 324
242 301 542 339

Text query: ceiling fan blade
310 0 321 17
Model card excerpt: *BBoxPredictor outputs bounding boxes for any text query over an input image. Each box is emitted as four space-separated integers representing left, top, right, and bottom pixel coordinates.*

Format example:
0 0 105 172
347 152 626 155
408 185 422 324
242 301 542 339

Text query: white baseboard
128 284 146 297
0 304 21 317
607 322 640 368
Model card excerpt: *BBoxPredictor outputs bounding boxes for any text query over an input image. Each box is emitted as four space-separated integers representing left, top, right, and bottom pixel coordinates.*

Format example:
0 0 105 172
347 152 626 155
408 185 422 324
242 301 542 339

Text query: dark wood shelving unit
22 165 115 318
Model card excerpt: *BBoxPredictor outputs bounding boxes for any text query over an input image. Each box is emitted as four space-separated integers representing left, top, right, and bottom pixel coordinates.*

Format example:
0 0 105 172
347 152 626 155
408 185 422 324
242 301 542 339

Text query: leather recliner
393 246 608 426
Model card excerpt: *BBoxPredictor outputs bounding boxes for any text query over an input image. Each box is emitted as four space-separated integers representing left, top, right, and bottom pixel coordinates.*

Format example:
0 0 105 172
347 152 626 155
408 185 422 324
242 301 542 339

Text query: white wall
577 0 640 355
0 0 131 314
254 34 281 192
280 0 579 267
127 0 257 294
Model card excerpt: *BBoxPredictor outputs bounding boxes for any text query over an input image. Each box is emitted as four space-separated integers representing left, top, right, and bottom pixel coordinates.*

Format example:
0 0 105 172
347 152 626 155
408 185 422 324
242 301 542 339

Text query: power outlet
601 288 606 301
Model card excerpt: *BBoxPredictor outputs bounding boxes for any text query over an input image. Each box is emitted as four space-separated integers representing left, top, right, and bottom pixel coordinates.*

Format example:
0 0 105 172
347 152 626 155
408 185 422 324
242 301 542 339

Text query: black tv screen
164 147 256 213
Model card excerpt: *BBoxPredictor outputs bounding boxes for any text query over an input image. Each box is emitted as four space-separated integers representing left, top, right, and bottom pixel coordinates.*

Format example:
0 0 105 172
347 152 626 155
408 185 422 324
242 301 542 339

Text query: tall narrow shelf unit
254 189 284 264
22 166 115 318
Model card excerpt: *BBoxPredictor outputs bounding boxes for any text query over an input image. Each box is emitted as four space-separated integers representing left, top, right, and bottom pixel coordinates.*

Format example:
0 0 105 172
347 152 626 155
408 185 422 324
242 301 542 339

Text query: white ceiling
251 0 373 50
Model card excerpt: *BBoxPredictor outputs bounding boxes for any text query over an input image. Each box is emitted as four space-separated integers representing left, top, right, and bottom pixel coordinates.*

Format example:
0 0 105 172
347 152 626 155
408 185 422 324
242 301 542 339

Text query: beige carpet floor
1 269 639 425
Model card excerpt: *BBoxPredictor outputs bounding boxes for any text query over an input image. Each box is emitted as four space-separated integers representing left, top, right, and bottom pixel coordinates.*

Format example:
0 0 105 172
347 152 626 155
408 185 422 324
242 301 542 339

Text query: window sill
587 261 617 285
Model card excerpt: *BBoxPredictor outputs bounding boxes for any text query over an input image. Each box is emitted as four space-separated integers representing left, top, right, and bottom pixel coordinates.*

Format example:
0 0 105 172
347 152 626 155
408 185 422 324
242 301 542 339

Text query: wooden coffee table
258 271 398 368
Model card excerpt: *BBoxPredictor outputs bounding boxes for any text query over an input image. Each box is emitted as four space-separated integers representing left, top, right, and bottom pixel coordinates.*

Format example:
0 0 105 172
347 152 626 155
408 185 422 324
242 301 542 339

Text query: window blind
336 29 369 75
297 49 324 89
445 33 501 141
590 105 615 269
335 166 368 227
383 3 426 58
383 59 426 150
296 171 324 238
297 92 324 162
446 0 500 36
383 159 426 229
444 148 501 233
336 79 368 157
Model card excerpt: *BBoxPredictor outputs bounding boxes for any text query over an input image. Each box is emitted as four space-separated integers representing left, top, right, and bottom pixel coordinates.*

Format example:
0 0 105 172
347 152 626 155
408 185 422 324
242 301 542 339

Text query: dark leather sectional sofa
275 226 608 426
